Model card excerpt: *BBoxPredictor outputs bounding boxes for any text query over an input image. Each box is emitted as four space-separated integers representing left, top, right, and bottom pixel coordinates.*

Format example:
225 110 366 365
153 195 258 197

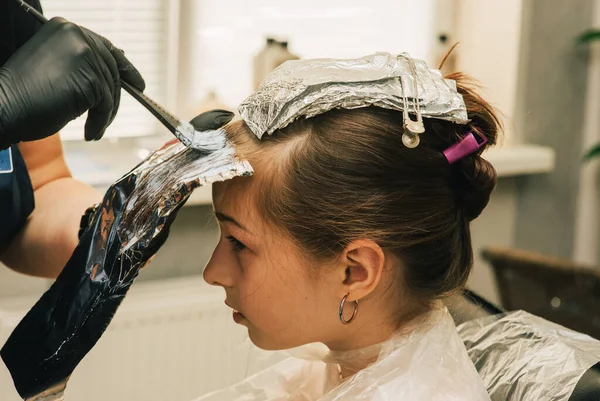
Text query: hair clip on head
400 56 426 149
443 131 488 164
402 119 425 148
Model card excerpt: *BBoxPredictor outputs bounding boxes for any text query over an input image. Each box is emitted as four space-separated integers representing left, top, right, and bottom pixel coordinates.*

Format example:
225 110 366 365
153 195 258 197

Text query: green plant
583 143 600 161
578 29 600 161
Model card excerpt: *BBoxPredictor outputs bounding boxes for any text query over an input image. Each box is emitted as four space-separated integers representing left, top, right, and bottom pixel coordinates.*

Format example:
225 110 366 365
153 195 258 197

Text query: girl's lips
225 301 246 323
233 310 245 323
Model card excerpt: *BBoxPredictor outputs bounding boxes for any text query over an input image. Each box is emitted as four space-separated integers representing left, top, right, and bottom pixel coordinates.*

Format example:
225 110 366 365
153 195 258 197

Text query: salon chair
446 289 600 401
482 246 600 339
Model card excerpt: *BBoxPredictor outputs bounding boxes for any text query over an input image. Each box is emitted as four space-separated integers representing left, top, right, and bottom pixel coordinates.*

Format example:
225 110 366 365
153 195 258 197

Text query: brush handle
16 0 48 24
121 81 180 136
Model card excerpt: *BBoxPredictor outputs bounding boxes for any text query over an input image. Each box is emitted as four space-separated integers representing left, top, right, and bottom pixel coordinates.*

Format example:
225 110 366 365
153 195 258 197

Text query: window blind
42 0 172 140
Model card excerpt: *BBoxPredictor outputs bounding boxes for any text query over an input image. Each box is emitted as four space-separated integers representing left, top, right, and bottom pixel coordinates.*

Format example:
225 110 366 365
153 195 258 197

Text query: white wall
454 0 525 146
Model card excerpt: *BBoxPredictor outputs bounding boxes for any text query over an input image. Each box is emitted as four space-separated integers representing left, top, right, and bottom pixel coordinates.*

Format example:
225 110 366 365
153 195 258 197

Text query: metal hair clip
401 55 425 149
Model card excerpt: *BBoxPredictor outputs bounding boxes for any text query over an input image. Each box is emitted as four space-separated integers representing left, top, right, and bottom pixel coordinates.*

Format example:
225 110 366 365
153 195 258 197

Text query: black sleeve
0 0 41 246
0 0 44 66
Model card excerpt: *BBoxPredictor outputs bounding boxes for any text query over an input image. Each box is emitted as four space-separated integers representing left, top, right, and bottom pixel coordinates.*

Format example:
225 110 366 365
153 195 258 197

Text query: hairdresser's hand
0 17 145 149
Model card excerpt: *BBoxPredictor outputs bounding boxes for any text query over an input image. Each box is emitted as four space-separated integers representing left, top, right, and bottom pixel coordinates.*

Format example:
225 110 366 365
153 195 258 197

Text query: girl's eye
226 236 246 252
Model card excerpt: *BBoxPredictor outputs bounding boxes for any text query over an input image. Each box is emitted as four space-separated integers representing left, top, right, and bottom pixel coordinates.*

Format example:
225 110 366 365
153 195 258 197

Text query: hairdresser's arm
0 135 101 278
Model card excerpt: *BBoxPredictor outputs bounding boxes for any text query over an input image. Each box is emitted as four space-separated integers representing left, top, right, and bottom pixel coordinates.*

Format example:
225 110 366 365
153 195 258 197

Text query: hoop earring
339 293 359 325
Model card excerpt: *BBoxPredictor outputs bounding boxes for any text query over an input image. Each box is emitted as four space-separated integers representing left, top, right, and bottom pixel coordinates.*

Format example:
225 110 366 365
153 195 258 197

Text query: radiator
0 276 283 401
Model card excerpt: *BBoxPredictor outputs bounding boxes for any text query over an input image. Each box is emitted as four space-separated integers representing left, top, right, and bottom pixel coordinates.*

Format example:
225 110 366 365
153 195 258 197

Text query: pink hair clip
442 131 488 164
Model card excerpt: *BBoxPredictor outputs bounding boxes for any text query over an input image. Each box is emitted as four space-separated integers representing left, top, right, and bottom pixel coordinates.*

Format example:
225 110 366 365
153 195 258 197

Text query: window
42 0 179 140
184 0 444 109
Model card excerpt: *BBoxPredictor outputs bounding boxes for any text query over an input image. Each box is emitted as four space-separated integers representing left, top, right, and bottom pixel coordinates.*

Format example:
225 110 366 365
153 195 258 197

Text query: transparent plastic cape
238 52 469 139
457 310 600 401
1 136 252 401
193 308 491 401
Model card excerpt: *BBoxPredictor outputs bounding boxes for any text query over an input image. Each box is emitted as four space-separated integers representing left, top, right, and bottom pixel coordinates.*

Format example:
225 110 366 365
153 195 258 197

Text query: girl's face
204 177 348 350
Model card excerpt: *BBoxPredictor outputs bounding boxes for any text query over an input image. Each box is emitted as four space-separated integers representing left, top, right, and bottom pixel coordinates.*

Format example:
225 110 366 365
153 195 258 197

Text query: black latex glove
0 17 145 149
0 109 235 400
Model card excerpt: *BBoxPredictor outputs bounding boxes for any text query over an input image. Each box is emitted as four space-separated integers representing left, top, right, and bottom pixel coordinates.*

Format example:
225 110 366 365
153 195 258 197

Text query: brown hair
226 72 501 303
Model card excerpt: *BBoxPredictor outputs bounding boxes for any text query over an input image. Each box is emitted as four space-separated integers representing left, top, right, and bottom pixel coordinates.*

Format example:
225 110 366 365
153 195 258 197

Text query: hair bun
455 155 497 221
443 71 501 221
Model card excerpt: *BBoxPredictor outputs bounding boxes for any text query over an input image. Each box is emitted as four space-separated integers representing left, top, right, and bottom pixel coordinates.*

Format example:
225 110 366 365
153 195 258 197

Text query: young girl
200 54 499 400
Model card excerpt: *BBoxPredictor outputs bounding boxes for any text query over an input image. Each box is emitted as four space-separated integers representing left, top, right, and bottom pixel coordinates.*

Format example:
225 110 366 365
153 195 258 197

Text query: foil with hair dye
238 52 469 139
1 131 252 400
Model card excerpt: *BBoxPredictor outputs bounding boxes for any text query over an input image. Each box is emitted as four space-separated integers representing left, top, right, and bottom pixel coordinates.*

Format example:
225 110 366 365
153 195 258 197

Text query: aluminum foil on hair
238 52 469 139
118 130 252 252
175 120 229 152
1 134 252 401
458 310 600 401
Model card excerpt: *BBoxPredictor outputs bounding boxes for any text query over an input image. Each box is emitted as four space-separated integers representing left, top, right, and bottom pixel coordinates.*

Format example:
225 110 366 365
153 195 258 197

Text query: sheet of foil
238 52 469 139
1 136 252 400
457 310 600 401
118 131 251 252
